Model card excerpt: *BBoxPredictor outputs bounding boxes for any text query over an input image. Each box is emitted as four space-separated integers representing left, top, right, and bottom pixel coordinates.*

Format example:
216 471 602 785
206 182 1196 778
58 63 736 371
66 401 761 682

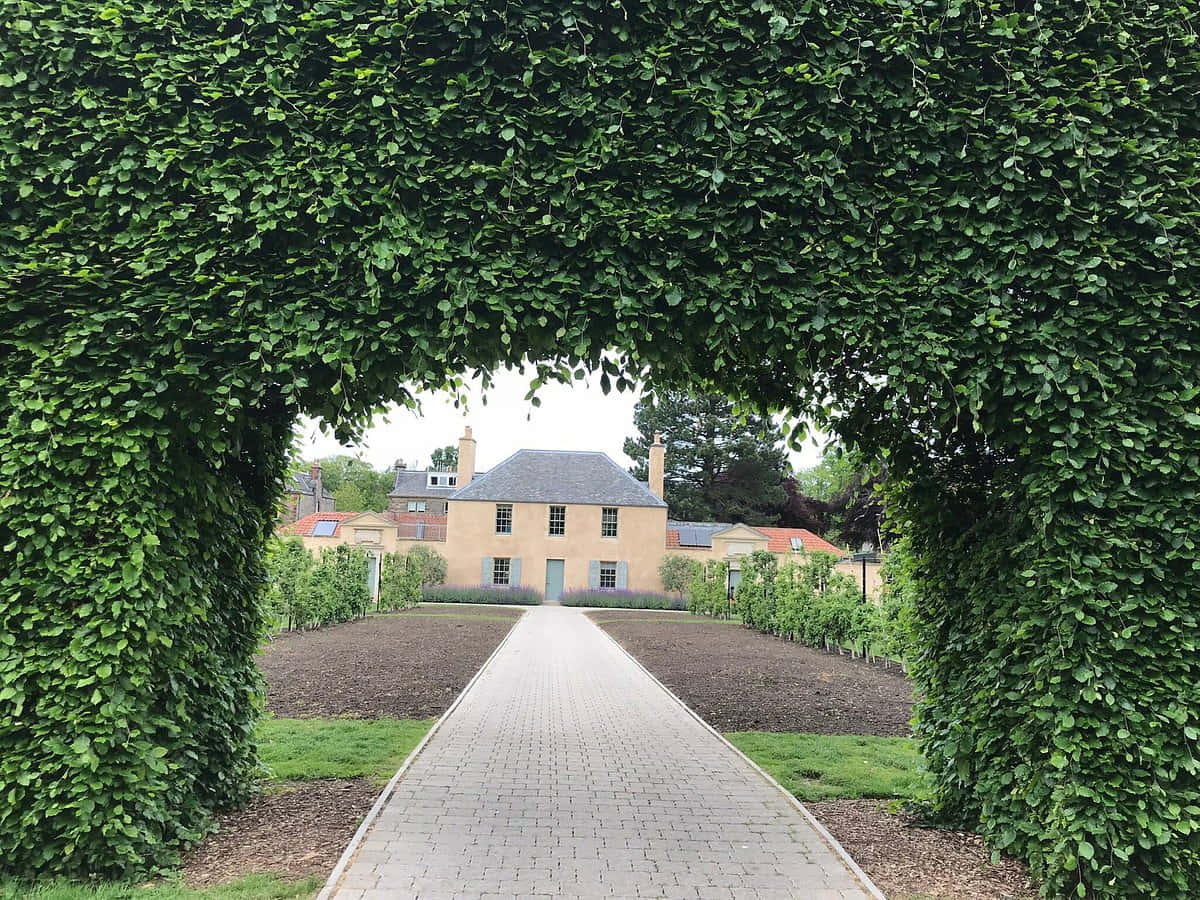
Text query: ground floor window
493 557 511 585
599 561 618 589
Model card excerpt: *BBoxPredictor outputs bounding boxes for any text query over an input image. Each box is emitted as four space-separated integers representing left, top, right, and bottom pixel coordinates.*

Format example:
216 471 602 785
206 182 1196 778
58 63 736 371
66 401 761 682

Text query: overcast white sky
297 368 827 474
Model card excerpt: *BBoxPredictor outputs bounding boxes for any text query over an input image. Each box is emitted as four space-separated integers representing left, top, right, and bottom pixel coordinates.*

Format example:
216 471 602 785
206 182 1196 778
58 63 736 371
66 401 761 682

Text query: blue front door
545 559 565 602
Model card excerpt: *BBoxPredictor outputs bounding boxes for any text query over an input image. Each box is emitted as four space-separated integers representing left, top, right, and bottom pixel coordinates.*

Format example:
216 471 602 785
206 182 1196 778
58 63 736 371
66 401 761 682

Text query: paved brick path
324 606 877 899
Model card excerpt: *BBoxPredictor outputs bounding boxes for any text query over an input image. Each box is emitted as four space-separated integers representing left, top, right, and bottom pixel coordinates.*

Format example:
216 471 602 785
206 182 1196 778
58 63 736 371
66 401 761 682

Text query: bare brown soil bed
810 799 1038 900
183 605 523 887
183 779 377 887
590 610 914 736
262 604 524 718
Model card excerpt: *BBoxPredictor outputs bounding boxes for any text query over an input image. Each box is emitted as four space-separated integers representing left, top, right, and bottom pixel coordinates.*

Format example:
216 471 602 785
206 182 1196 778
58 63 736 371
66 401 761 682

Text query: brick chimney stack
457 426 476 488
310 462 327 512
649 432 665 500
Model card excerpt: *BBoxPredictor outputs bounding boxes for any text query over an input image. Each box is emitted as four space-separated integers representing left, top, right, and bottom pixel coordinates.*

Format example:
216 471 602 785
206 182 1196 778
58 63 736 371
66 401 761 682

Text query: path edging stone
590 613 888 900
315 608 527 900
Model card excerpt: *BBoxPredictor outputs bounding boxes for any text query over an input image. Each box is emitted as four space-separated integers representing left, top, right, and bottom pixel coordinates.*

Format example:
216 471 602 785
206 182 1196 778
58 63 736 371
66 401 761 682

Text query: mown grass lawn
5 718 433 900
259 716 434 783
726 732 927 802
0 874 322 900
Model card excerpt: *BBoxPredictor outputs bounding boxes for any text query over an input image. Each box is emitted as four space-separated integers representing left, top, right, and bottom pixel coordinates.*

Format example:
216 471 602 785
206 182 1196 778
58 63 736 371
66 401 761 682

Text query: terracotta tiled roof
666 525 843 556
279 511 358 536
757 527 844 556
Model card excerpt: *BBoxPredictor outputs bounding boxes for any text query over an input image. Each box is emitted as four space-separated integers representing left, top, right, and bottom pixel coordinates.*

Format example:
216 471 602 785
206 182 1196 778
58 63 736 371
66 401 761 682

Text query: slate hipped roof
390 468 475 498
288 471 334 501
451 450 667 508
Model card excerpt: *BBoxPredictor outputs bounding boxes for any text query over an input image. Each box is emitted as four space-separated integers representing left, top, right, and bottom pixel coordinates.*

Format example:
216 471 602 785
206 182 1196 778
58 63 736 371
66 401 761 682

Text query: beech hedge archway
2 1 1197 895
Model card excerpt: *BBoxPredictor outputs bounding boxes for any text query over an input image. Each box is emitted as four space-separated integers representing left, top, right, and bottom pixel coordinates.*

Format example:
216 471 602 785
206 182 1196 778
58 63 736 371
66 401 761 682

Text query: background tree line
624 390 884 549
295 445 458 514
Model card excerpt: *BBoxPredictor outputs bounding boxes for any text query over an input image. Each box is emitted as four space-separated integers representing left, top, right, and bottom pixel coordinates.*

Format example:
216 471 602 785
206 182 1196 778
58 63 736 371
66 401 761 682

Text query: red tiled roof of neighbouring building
279 511 359 536
758 527 844 556
665 524 843 556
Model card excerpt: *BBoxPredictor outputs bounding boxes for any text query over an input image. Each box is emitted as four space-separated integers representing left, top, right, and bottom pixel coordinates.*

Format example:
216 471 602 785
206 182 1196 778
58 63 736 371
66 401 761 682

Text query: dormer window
427 472 458 488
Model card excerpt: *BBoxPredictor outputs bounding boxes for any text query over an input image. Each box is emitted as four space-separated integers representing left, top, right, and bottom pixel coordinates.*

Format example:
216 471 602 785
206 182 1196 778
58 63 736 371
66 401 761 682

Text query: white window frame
601 506 618 538
548 505 566 536
493 557 511 585
599 561 618 589
427 472 458 488
495 503 513 535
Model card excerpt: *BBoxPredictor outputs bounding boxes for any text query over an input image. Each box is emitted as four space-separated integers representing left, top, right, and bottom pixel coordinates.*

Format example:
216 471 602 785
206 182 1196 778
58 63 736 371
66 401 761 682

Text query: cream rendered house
443 431 669 601
664 520 879 596
281 510 447 602
278 427 881 599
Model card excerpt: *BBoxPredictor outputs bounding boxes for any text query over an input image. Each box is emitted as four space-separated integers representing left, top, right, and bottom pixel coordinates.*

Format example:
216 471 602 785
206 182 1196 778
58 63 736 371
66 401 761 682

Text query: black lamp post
850 550 881 601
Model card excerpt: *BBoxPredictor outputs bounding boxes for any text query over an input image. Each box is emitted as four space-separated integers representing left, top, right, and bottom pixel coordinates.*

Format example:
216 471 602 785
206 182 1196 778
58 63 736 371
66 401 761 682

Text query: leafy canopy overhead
2 1 1197 895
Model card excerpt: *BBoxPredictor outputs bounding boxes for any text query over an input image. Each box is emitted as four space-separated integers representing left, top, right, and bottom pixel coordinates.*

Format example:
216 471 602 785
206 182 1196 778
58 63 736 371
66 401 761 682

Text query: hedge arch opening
2 2 1197 895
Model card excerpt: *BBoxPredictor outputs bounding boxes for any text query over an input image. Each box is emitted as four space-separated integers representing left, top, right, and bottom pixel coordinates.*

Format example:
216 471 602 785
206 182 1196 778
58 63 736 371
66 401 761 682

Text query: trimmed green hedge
2 0 1196 894
735 550 908 664
265 539 372 629
687 560 730 618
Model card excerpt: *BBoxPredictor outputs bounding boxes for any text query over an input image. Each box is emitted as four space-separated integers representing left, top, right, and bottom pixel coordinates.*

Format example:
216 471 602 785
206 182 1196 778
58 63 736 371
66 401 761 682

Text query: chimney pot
310 462 321 480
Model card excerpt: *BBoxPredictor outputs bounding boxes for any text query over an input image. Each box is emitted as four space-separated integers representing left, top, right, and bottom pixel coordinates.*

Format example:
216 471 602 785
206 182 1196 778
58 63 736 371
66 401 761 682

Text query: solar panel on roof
677 526 712 548
311 519 337 536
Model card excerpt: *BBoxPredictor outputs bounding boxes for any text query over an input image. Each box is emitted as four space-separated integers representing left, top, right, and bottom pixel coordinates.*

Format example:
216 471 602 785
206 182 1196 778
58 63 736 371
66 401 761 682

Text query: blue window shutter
588 560 600 589
482 556 493 585
616 561 628 590
510 558 521 587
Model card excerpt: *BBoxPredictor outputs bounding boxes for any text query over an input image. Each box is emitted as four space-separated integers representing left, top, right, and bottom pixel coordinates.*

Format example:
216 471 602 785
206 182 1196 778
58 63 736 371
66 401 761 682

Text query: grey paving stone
326 606 873 899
